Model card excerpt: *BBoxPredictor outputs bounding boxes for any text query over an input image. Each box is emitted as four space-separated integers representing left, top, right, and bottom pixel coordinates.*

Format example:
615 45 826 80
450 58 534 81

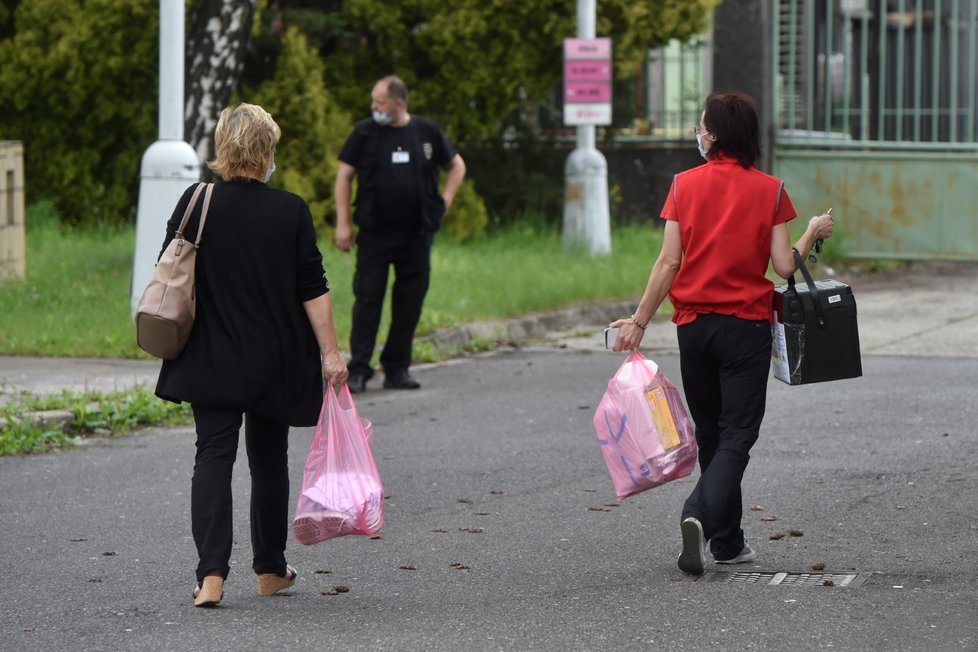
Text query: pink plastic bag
293 383 384 545
593 350 698 500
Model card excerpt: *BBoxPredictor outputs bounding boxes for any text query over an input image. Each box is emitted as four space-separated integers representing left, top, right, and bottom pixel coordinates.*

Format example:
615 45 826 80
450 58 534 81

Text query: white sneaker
677 517 706 575
715 544 757 564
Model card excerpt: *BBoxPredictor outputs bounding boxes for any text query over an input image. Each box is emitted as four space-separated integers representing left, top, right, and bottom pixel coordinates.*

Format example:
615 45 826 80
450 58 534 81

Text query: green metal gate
772 0 978 260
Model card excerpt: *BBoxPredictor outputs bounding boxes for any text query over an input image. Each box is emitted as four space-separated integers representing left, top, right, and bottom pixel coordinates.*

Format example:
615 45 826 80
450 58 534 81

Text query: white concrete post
131 0 201 316
562 0 611 256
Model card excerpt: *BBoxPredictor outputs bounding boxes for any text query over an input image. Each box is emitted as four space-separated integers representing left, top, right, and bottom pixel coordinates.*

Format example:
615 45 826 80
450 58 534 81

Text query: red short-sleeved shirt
660 155 796 325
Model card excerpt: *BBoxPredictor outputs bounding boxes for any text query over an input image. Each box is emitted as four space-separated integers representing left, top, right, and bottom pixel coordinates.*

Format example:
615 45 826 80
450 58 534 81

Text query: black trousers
190 405 291 582
677 313 772 561
349 229 433 377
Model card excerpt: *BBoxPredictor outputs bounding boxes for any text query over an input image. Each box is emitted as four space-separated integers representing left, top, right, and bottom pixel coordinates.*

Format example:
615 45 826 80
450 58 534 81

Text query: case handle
787 248 826 328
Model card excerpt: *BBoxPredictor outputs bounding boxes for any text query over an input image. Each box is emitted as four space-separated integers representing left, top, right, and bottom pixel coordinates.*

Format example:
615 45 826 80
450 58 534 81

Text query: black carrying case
771 250 862 385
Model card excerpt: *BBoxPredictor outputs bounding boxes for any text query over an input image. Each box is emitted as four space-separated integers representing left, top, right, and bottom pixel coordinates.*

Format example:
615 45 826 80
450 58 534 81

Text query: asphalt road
2 347 976 651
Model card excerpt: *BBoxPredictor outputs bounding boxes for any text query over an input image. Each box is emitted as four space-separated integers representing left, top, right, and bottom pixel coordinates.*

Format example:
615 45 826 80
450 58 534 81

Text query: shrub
248 27 353 232
442 179 488 243
0 0 157 224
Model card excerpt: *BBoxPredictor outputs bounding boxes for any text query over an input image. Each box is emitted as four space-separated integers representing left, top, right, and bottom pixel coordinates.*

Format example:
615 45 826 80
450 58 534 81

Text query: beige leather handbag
135 182 213 359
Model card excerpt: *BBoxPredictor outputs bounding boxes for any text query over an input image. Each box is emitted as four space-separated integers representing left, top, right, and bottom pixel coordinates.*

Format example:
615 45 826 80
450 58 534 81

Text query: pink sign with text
564 38 612 60
565 82 612 103
564 60 611 82
563 37 612 126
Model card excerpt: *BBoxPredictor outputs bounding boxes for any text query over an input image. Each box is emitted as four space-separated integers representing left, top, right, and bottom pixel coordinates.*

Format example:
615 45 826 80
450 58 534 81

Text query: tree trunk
185 0 256 175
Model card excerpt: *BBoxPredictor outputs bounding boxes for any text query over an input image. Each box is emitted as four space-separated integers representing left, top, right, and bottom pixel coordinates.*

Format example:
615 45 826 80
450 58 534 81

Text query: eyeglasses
693 125 707 136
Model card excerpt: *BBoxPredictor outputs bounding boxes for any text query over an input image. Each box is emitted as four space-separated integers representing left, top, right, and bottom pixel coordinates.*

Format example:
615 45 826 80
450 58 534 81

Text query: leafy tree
261 0 721 145
185 0 256 170
247 26 352 229
251 0 720 224
0 0 719 227
0 0 158 224
0 0 20 40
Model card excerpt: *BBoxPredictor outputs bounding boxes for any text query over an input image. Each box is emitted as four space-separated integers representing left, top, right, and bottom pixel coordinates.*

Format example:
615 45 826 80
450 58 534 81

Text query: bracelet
630 315 647 330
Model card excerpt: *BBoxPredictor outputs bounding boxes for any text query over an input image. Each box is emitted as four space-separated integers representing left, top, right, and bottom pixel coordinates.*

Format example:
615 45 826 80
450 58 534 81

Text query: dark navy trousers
190 406 291 582
349 229 433 377
677 313 772 561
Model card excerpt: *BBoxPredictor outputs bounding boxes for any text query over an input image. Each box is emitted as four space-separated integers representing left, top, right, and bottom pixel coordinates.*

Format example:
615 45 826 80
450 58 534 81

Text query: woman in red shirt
611 91 834 575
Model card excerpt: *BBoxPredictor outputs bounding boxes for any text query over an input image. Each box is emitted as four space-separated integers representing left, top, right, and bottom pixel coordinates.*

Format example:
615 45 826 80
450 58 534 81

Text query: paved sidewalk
1 261 976 403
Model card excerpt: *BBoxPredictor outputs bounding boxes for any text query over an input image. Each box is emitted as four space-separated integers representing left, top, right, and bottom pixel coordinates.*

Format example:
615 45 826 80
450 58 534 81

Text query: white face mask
372 110 393 126
264 162 276 183
696 133 710 160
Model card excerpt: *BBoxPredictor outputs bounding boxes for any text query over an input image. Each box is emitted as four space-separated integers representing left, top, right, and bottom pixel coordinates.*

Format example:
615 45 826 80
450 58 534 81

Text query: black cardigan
154 179 329 426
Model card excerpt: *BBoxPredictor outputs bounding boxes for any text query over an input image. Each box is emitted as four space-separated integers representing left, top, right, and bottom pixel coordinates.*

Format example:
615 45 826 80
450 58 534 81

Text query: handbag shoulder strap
192 183 215 248
175 182 207 237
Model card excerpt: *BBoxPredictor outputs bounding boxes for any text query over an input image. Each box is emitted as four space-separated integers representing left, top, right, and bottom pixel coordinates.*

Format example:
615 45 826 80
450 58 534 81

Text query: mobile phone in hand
604 327 620 349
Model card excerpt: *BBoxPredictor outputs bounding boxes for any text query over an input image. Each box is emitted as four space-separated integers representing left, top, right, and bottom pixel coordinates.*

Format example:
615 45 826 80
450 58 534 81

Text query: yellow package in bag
644 385 682 451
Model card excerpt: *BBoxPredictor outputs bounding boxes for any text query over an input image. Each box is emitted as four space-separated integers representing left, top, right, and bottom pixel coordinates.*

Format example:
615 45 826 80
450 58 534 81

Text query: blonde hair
207 103 281 180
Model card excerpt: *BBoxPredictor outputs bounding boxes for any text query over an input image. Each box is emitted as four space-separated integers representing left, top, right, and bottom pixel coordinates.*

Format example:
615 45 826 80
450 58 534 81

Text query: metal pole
131 0 201 316
562 0 611 256
159 0 183 141
577 0 596 151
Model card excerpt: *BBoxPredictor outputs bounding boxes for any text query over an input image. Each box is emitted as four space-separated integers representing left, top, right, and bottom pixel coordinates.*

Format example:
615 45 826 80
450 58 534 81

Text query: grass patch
1 204 663 359
0 202 137 357
422 219 663 331
0 200 862 361
0 385 192 456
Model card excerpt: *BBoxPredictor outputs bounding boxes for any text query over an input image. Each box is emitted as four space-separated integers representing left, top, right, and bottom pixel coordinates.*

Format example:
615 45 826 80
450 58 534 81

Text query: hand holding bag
593 350 698 500
293 383 385 545
134 182 214 359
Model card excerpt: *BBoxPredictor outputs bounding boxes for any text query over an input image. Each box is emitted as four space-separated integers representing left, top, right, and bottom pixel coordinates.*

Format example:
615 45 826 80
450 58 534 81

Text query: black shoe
383 370 421 390
347 372 368 394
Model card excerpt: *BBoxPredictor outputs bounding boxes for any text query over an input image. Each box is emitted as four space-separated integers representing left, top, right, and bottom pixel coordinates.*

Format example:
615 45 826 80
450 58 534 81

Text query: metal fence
775 0 978 149
643 36 713 139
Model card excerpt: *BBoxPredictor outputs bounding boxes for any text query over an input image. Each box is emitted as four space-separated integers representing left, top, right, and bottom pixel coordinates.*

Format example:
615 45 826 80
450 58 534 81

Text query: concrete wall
0 141 26 280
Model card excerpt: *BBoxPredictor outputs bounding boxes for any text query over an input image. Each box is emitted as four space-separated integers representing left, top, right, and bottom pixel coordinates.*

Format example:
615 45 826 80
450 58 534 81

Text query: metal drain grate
701 571 863 587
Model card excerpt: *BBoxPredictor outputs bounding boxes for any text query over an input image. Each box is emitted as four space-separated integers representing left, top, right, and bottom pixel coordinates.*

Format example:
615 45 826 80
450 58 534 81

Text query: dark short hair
381 75 409 104
703 91 760 169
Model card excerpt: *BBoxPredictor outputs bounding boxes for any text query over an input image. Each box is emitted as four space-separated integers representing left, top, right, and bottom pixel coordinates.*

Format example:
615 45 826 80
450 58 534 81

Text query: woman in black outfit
154 103 348 607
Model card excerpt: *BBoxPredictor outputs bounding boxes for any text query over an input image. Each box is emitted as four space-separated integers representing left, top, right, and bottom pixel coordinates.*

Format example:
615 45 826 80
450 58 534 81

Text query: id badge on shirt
391 150 410 164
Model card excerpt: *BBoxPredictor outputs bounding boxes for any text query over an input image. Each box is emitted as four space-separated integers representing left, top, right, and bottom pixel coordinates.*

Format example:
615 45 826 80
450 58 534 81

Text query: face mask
372 110 393 126
696 133 710 160
264 162 276 183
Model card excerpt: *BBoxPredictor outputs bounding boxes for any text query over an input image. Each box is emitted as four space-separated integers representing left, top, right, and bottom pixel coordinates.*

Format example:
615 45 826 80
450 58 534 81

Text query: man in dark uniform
334 75 466 393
